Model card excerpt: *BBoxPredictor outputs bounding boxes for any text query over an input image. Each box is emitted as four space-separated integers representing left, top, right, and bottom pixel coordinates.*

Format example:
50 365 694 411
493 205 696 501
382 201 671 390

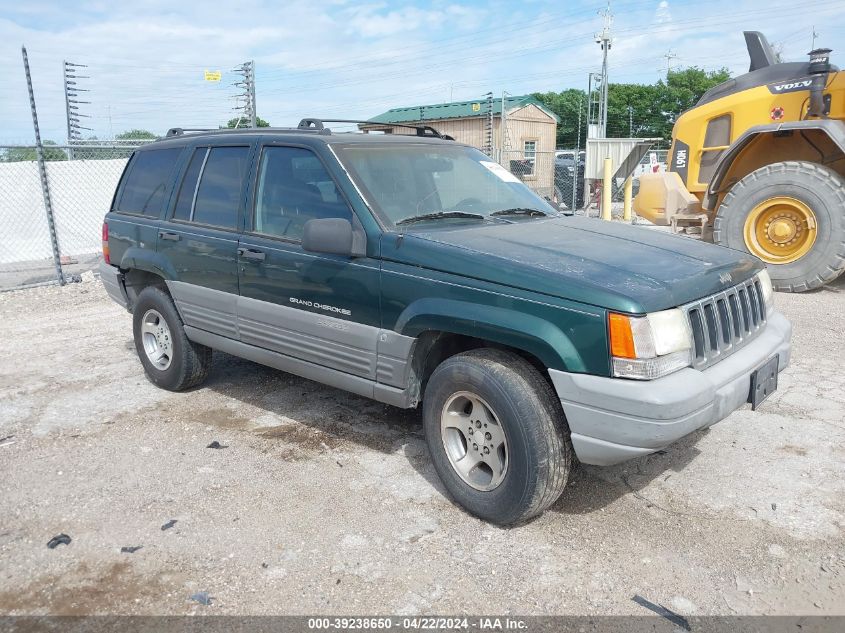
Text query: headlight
758 268 774 315
608 308 692 380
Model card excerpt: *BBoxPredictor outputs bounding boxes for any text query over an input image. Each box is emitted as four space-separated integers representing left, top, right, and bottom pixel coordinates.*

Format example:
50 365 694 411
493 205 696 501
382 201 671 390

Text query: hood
382 216 762 314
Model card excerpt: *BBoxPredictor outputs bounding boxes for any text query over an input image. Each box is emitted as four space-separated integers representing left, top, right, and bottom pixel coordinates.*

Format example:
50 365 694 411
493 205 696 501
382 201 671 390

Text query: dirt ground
0 273 843 617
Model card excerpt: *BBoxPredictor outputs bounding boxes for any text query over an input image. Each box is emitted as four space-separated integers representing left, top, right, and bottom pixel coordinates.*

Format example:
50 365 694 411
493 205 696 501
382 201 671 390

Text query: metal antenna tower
594 1 613 138
232 60 257 127
63 61 92 152
484 92 494 156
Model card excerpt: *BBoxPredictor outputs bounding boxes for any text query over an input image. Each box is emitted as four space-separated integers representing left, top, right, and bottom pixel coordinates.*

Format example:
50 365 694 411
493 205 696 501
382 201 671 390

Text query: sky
1 0 845 144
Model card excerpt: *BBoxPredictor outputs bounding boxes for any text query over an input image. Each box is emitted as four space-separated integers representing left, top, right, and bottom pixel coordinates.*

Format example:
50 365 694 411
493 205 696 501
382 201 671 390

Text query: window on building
523 140 537 176
116 148 182 215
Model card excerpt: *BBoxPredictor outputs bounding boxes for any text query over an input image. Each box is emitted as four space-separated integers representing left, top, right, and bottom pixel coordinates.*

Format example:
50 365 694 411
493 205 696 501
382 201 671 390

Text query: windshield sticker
479 161 522 184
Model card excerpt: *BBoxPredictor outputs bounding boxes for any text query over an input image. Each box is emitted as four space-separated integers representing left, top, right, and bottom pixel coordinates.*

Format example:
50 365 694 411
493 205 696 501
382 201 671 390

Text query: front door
157 144 253 339
237 144 382 380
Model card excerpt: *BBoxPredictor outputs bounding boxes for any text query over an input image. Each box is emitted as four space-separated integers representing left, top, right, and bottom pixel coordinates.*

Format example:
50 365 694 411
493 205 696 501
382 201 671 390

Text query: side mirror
302 218 365 257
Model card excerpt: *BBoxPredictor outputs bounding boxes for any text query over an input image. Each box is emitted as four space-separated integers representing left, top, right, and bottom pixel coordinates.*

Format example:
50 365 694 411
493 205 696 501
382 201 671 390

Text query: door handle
159 231 181 241
238 247 266 262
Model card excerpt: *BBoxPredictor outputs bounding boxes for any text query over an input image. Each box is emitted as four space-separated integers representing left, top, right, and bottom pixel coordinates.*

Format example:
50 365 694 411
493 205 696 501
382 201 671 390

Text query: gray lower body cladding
164 280 417 408
99 261 130 310
549 311 792 466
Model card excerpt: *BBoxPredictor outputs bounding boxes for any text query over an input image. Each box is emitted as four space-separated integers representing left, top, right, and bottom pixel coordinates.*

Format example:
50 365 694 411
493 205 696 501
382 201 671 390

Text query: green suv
100 121 791 524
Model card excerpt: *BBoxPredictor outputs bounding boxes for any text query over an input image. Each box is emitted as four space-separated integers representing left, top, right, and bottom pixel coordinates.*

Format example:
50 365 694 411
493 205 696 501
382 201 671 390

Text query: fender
394 298 588 373
706 119 845 209
119 247 178 281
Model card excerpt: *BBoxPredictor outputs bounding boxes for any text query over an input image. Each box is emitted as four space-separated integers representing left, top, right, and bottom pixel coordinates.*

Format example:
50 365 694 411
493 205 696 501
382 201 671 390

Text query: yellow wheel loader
634 32 845 292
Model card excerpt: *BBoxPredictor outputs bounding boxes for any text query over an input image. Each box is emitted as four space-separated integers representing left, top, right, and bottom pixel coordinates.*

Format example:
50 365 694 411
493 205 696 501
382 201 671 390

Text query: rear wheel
132 286 212 391
422 348 572 525
713 161 845 292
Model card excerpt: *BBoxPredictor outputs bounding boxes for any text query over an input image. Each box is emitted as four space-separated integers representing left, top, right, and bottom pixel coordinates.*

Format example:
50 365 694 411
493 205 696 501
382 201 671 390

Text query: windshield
334 143 556 228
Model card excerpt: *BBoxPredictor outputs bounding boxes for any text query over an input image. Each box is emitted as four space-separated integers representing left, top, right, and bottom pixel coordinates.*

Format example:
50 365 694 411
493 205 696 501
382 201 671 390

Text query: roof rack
165 127 216 137
298 118 454 140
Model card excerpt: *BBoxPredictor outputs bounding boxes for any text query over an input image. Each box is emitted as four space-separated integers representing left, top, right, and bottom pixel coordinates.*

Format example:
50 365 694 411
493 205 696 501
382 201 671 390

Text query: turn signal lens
608 313 636 359
608 309 693 380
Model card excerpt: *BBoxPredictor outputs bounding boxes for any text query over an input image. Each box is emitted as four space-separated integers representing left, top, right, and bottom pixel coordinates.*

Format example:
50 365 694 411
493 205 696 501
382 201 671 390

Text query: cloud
1 0 844 143
656 1 672 24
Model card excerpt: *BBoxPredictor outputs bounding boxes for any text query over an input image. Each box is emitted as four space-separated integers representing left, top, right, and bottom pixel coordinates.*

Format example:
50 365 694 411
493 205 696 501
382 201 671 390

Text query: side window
253 146 352 241
192 146 250 228
116 148 181 215
172 148 207 221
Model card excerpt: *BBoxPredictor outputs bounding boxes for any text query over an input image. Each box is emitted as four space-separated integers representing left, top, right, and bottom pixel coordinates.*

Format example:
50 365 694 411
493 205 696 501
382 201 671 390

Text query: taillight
102 221 110 265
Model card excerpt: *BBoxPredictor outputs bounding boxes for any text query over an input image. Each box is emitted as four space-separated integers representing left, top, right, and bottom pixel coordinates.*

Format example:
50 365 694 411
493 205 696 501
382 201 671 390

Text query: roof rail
165 127 216 137
297 118 453 140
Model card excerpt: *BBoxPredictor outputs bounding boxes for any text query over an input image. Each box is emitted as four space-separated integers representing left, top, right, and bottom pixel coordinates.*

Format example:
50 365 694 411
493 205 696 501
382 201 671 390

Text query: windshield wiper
396 211 486 226
490 208 549 218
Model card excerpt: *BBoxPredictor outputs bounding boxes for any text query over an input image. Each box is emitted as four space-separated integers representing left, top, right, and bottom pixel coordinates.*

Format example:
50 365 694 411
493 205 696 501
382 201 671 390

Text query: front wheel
713 161 845 292
422 349 572 525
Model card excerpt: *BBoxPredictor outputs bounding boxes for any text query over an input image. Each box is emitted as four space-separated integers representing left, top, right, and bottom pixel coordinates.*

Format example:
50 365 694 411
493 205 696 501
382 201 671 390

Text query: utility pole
594 1 612 138
499 90 509 161
663 49 678 77
628 105 633 136
484 92 494 157
573 96 583 211
63 61 91 158
232 61 256 127
24 46 65 286
811 26 818 50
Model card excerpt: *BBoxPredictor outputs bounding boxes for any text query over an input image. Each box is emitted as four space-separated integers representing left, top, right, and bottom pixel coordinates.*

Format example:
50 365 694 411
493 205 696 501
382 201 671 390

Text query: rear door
157 143 254 339
236 143 382 379
106 146 183 266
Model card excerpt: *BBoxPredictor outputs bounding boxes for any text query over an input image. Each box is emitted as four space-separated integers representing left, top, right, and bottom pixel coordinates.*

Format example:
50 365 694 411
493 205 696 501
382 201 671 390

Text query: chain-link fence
497 146 669 216
0 141 151 290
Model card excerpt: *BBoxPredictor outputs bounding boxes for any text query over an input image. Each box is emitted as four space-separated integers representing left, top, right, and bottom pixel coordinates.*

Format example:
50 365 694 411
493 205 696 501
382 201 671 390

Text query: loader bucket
633 172 701 225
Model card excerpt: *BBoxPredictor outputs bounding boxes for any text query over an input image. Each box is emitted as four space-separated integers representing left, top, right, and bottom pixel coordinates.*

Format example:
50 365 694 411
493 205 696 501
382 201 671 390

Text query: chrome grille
684 275 767 369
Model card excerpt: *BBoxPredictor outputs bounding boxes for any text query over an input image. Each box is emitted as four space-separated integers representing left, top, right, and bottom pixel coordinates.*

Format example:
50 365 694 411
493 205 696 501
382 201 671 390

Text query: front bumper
549 311 792 466
99 260 130 310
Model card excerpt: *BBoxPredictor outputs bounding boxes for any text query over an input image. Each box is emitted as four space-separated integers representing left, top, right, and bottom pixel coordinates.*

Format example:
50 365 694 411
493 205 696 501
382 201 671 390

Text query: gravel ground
0 274 843 617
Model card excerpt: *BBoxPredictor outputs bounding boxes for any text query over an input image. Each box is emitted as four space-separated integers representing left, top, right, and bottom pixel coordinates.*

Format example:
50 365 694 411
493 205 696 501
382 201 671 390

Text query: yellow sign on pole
204 70 222 82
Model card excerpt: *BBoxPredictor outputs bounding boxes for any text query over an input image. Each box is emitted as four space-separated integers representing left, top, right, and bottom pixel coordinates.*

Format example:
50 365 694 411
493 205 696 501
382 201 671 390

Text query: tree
534 66 732 146
1 141 67 162
116 129 157 140
657 67 731 131
532 89 587 148
225 116 270 129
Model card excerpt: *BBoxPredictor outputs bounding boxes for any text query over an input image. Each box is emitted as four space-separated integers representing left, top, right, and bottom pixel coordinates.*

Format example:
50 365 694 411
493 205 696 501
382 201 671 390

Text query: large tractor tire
713 161 845 292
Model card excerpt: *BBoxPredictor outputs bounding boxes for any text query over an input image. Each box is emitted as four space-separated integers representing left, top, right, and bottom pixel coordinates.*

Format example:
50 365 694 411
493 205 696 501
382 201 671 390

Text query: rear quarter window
116 148 182 216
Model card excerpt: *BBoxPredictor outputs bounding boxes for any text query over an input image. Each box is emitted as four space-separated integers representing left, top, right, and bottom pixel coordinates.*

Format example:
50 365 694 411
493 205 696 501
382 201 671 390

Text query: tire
713 161 845 292
132 286 212 391
422 348 572 525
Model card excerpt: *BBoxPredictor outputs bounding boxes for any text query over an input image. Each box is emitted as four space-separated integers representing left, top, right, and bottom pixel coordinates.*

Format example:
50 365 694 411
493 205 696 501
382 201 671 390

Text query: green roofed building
360 96 560 186
362 96 560 195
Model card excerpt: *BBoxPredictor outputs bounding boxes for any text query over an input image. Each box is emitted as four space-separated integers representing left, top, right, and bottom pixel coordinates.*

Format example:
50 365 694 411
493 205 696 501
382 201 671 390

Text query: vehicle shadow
550 431 705 515
195 348 708 516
